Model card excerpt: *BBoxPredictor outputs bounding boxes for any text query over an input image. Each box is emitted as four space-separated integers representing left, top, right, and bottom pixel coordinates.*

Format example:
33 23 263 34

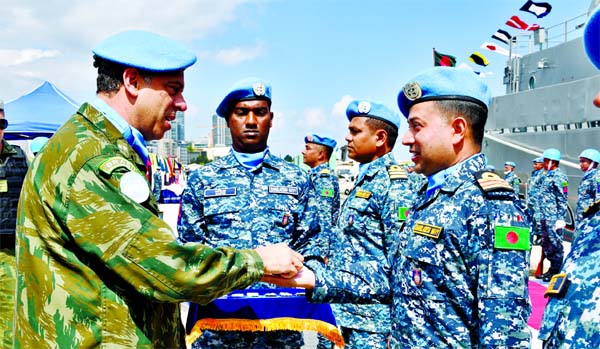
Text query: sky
0 0 594 161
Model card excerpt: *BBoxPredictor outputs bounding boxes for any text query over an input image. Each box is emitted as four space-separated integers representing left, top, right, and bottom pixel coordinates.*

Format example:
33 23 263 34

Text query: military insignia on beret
412 269 423 286
413 221 442 239
474 170 513 193
403 82 422 101
252 82 266 96
544 274 569 298
387 165 408 180
355 190 372 199
357 101 371 114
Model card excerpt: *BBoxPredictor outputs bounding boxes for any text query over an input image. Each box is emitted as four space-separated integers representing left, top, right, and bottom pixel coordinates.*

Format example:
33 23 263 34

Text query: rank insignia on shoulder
204 187 237 198
583 200 600 218
544 274 569 298
494 225 530 251
355 190 372 199
474 170 513 193
387 165 408 180
413 221 442 239
319 168 330 175
321 188 334 197
412 269 423 286
269 186 299 196
98 157 137 175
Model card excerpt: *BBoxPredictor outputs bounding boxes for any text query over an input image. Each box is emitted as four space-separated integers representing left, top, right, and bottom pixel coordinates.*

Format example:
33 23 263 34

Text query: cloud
332 95 354 117
212 42 265 65
0 49 61 67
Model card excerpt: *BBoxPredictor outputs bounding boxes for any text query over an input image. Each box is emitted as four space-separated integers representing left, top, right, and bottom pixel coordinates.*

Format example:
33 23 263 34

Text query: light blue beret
92 30 197 72
532 157 544 163
305 134 337 150
505 161 516 167
584 7 600 70
397 67 491 118
346 100 400 129
543 148 561 161
216 77 272 118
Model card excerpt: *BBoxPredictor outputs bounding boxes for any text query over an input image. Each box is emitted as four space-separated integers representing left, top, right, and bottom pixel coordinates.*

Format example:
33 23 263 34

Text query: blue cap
30 136 49 154
305 134 337 150
579 148 600 163
397 67 491 118
584 7 600 70
505 161 516 167
346 100 400 129
92 30 197 72
532 157 544 163
216 77 272 117
543 148 561 161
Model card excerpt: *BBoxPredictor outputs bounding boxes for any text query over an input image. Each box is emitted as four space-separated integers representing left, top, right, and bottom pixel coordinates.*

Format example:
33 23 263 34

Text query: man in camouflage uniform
265 67 532 348
14 31 302 349
0 100 28 349
575 148 599 224
322 100 414 348
405 161 426 194
536 148 569 282
504 161 521 195
539 11 600 347
178 78 323 348
528 156 545 244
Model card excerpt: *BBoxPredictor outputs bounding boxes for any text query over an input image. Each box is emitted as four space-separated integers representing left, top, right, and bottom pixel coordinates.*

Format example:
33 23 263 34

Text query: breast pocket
398 237 446 302
203 196 242 231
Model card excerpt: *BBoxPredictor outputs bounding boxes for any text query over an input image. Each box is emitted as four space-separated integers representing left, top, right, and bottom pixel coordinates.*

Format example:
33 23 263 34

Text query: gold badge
355 190 372 199
413 221 443 239
252 82 266 96
357 101 371 114
403 81 422 101
544 274 569 298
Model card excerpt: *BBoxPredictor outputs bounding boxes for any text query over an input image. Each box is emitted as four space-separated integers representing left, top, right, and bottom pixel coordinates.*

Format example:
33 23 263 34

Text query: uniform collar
355 152 395 183
425 153 486 198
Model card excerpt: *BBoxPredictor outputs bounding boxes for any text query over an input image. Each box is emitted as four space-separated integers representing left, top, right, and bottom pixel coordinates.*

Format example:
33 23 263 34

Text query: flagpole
432 48 435 66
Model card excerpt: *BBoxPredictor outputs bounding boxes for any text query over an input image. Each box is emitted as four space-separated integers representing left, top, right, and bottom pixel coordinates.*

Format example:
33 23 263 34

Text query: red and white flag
506 15 540 31
481 42 509 56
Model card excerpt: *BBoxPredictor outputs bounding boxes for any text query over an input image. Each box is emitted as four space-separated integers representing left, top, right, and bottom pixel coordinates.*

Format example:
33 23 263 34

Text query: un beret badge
357 101 371 114
252 82 266 96
403 82 422 101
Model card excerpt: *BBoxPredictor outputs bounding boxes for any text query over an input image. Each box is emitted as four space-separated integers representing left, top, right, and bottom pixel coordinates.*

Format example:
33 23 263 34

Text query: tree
283 154 294 162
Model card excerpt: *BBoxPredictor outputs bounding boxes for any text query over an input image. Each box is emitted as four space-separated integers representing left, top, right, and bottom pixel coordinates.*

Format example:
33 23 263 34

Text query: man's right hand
254 243 304 277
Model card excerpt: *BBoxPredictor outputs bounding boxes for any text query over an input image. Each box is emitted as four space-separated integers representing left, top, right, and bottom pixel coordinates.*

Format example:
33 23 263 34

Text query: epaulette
473 170 514 199
583 200 600 218
319 168 330 175
387 165 408 180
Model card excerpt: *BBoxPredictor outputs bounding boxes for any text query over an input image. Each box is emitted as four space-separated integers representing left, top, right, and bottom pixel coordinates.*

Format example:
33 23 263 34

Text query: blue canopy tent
4 81 79 140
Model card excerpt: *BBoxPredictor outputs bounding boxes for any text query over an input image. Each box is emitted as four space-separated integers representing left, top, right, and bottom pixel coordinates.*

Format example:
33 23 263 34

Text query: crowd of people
0 6 599 349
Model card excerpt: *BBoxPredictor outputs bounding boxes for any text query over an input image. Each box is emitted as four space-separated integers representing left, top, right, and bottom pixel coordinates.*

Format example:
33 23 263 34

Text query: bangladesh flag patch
321 188 334 197
494 225 530 251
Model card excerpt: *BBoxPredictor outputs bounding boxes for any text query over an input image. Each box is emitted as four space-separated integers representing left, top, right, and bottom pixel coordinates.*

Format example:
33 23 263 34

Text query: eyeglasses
232 107 270 117
0 119 7 130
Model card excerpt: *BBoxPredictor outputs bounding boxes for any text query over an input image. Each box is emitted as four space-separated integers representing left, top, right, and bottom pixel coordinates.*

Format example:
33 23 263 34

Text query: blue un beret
584 7 600 70
532 157 544 163
504 161 516 167
397 67 491 118
346 100 400 129
92 30 197 72
216 77 272 118
305 134 337 150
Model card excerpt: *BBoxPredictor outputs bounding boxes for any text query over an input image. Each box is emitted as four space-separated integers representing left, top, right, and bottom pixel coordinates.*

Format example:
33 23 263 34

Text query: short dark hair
93 55 152 94
433 100 487 146
364 118 398 149
319 144 333 160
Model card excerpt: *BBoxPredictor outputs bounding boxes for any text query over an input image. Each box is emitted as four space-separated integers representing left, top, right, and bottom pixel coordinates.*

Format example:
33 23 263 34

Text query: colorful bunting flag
506 15 540 31
469 52 489 67
481 42 510 56
433 49 457 67
520 0 552 18
492 29 512 45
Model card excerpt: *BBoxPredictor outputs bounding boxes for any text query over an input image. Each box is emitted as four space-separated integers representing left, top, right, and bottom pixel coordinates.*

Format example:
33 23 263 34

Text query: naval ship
482 0 600 232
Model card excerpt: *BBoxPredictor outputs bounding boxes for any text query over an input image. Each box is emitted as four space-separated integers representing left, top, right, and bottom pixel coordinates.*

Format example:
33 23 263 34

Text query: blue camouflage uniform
179 149 322 348
537 168 569 274
329 151 413 348
307 162 340 257
576 167 598 224
308 154 532 348
505 170 521 194
527 163 545 241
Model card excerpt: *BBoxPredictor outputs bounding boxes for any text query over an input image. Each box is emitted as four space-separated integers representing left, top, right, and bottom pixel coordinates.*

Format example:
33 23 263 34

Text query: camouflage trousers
192 329 304 349
0 249 15 349
340 327 389 349
541 220 564 272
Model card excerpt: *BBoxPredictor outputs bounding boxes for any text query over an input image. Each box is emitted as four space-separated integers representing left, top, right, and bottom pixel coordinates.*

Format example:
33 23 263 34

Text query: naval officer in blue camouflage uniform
539 8 600 347
264 67 532 349
178 77 322 348
504 161 521 195
575 148 599 224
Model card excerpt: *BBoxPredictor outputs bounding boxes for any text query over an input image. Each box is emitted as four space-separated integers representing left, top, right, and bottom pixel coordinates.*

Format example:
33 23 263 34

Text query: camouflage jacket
329 152 414 333
576 168 598 223
537 168 569 225
15 103 264 349
505 170 521 194
309 153 532 348
539 208 600 348
0 139 28 237
178 151 323 257
306 163 340 258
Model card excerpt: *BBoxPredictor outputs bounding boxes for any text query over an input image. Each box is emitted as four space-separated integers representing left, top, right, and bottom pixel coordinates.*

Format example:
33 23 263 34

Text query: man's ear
122 68 142 97
450 116 467 145
375 129 388 148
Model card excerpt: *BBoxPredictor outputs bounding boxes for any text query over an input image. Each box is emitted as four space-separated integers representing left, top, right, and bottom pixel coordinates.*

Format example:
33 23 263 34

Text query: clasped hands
254 243 315 289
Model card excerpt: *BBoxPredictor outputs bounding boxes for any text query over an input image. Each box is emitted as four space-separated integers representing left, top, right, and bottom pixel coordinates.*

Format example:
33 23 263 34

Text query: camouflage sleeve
290 176 329 258
475 200 531 348
66 157 263 304
177 170 208 244
331 176 340 225
556 174 569 221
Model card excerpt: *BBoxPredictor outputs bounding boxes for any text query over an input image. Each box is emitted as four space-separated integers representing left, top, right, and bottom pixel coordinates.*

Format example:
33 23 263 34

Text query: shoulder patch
474 170 513 193
387 165 408 180
98 157 136 176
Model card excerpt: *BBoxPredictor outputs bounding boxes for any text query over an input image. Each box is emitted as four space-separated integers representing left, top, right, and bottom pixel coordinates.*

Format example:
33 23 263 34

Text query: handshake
253 243 316 289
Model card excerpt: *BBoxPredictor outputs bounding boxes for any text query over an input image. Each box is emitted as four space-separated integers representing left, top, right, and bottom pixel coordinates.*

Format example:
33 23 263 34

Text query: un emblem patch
403 82 422 101
357 101 371 114
253 82 266 96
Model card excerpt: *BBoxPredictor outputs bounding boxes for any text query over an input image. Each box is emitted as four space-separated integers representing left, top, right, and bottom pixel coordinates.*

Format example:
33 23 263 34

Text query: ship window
528 76 535 90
